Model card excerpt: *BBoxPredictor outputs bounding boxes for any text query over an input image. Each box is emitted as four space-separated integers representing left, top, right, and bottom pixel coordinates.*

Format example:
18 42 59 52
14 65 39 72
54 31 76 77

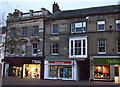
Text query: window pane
98 24 104 30
32 43 37 54
98 41 106 53
75 40 81 55
94 65 110 79
71 24 75 33
83 40 86 55
116 23 120 30
53 25 58 34
22 28 27 36
33 26 38 35
75 23 82 32
71 41 73 55
52 43 58 54
97 21 105 31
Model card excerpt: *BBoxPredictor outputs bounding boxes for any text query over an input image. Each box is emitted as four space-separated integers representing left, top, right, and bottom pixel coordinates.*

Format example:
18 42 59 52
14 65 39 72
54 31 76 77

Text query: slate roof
48 5 120 19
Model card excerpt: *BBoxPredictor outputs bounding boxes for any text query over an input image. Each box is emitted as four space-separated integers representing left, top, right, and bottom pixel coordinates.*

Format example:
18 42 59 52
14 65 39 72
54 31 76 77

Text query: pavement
2 77 120 87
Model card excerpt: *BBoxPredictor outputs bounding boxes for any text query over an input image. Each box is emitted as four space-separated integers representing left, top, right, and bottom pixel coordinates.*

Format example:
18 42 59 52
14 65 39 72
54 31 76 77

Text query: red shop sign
49 61 72 64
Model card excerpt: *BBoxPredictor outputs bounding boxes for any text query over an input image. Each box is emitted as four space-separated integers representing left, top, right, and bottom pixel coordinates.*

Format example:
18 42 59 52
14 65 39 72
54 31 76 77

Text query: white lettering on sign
32 60 41 64
55 62 64 64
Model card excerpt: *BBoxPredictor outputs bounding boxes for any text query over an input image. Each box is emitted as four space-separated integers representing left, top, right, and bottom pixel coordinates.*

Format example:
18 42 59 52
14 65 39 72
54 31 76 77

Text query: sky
0 0 120 27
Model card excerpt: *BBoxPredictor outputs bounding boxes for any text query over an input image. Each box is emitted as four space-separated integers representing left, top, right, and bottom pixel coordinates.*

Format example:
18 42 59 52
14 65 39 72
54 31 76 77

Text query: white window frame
52 24 58 34
98 40 106 54
97 21 105 31
32 43 38 55
71 22 86 33
117 40 120 54
51 43 58 55
116 20 120 30
69 36 87 58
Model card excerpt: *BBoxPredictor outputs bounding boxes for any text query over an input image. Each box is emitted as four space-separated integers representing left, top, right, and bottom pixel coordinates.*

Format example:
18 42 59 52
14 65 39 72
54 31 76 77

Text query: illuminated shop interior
49 65 72 79
94 65 110 79
12 66 22 77
23 64 41 78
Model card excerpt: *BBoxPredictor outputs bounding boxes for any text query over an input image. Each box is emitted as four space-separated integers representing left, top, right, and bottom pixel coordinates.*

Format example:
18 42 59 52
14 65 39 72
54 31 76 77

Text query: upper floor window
51 42 58 55
52 24 58 34
32 43 38 54
69 37 87 58
98 40 106 54
116 20 120 30
33 26 39 35
11 28 16 37
117 40 120 53
71 22 86 33
97 21 105 31
21 27 27 36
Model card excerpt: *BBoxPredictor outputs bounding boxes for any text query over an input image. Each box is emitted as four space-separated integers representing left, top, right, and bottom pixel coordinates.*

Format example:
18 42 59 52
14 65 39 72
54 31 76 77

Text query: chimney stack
52 2 61 13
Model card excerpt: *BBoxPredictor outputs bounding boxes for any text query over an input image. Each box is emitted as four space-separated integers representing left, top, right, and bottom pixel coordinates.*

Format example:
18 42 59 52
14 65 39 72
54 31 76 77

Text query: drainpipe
42 17 45 79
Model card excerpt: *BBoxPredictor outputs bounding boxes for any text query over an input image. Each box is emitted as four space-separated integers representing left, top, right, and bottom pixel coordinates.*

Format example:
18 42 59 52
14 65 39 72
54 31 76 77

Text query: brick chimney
52 2 61 13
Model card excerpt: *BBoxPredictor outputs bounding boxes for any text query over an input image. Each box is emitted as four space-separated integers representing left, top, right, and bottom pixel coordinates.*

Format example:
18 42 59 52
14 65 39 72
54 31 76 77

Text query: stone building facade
4 8 50 79
44 3 120 81
0 27 6 77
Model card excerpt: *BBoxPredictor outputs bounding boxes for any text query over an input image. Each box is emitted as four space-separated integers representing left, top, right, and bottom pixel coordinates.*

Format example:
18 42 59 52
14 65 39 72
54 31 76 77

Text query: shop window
97 21 105 31
117 40 120 53
94 65 110 79
23 64 40 78
51 43 58 55
21 27 27 36
59 66 72 79
52 24 58 34
49 65 58 78
12 66 22 77
116 20 120 30
33 26 39 35
69 37 87 58
98 40 106 54
49 65 72 79
71 22 86 33
32 43 38 54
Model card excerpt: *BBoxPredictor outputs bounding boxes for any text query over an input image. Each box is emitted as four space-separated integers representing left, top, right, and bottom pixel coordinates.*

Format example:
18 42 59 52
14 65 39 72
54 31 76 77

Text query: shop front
3 56 44 79
90 56 120 82
44 59 77 80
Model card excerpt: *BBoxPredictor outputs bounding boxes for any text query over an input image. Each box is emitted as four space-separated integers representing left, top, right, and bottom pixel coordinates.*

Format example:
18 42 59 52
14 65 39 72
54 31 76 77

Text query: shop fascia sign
108 59 120 64
94 58 120 65
32 60 41 64
49 61 72 64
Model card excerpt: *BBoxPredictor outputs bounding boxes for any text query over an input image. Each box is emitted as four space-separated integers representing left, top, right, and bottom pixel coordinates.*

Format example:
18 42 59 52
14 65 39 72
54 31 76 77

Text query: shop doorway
23 64 41 78
114 65 119 82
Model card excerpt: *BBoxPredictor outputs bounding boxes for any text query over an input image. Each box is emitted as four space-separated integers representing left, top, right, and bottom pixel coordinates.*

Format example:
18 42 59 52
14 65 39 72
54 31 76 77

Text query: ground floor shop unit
90 56 120 82
44 58 89 81
3 56 44 79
